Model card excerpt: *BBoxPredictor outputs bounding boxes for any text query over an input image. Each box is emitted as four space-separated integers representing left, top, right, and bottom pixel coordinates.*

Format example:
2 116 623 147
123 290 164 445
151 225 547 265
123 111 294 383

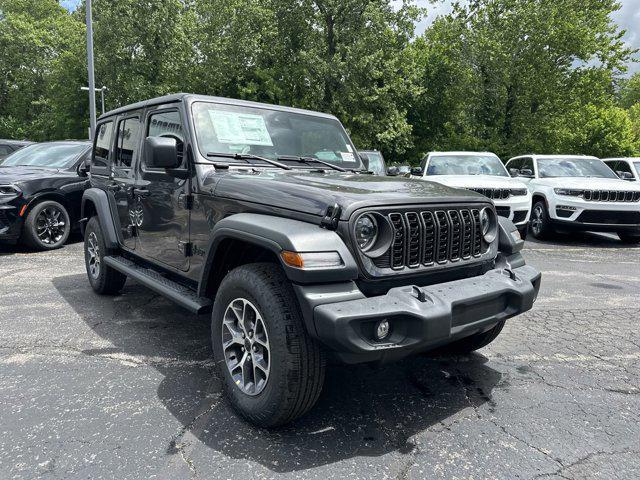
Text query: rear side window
115 117 141 168
93 121 114 168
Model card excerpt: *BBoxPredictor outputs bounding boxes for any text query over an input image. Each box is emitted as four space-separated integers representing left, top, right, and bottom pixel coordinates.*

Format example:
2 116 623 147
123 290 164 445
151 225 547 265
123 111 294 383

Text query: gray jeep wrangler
81 93 541 427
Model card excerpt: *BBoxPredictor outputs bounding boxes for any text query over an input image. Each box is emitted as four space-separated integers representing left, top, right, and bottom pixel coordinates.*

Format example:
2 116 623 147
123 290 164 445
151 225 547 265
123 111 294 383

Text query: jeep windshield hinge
178 241 193 257
320 203 341 230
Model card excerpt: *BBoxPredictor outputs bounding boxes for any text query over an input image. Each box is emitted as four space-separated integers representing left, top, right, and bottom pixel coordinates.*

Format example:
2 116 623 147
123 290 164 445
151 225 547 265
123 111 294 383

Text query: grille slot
373 207 486 270
470 188 511 200
583 190 640 202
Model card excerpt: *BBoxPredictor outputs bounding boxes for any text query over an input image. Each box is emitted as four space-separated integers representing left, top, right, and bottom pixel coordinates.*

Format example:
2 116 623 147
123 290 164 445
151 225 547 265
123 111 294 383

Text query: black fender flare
197 213 359 296
81 188 119 249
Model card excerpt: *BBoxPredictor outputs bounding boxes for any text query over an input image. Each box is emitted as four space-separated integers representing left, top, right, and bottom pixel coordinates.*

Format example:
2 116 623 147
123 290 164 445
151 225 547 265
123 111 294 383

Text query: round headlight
480 207 497 242
354 214 378 251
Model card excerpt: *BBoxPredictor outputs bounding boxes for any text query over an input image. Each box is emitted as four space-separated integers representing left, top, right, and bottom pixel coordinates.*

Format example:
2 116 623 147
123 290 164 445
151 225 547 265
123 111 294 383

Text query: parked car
505 154 640 243
602 157 640 181
81 93 540 427
0 140 91 249
414 151 532 238
358 150 387 175
0 139 33 160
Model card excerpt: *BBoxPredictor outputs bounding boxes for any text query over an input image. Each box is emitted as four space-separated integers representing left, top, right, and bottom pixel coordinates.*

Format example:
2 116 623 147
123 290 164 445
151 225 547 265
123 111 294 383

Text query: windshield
361 151 385 175
537 157 618 179
1 143 87 168
192 102 362 169
634 162 640 178
426 155 508 177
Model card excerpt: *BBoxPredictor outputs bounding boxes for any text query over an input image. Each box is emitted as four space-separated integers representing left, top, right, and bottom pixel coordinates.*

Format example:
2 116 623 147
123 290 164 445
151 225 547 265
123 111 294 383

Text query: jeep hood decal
212 170 485 220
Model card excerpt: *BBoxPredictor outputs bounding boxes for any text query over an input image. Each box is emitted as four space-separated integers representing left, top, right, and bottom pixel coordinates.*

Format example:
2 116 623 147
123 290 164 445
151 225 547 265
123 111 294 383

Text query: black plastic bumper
0 205 22 242
298 265 541 364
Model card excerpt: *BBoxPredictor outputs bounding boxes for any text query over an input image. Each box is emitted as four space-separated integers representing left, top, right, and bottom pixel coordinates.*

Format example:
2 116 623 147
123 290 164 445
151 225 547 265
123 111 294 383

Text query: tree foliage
0 0 638 160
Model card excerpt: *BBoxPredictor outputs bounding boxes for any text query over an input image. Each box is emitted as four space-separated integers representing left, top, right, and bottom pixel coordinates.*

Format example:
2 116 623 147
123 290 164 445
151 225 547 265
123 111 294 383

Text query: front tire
212 263 325 428
22 200 71 250
617 232 640 244
530 201 553 240
84 216 127 295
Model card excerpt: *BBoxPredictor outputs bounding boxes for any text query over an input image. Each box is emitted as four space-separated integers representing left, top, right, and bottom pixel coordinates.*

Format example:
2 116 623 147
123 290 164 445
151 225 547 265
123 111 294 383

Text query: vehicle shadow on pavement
0 233 83 256
53 273 502 473
525 231 632 249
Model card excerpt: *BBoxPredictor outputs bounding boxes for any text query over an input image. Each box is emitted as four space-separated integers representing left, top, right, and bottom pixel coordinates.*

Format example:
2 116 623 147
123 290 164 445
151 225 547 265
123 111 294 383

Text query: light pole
85 0 97 140
81 86 107 114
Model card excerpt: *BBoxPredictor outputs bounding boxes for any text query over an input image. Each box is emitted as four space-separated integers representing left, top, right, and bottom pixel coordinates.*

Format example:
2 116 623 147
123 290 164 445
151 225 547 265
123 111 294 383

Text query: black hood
211 170 487 220
0 166 62 184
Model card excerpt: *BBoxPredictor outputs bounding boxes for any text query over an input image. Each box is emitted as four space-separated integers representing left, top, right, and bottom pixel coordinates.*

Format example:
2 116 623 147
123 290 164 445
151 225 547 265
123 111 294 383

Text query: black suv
81 93 541 427
0 141 91 249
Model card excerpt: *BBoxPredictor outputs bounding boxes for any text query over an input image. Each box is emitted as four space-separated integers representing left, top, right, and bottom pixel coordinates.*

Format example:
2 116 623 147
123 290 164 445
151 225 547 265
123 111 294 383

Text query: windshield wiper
206 152 292 170
276 155 347 172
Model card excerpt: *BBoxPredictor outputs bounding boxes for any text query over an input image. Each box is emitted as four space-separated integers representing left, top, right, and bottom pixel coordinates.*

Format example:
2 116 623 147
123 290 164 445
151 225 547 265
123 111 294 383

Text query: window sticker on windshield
209 111 273 146
346 144 353 153
340 152 355 162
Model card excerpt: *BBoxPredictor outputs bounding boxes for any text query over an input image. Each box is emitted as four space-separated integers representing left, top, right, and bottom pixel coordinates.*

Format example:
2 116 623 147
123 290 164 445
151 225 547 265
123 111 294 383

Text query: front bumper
0 205 23 242
548 195 640 232
296 264 541 364
494 196 531 226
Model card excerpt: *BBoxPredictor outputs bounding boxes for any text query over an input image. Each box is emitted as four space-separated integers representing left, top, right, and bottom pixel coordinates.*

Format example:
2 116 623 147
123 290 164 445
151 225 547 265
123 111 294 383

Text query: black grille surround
351 203 498 278
582 190 640 202
468 188 528 200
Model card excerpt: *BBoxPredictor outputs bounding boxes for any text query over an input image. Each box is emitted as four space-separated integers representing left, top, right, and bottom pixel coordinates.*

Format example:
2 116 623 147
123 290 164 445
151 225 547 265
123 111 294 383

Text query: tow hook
412 285 429 303
503 268 517 281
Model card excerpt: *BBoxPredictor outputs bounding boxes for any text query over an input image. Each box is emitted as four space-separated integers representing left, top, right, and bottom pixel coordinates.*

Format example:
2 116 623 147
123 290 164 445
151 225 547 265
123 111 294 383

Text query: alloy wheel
221 298 270 396
36 206 67 245
86 232 101 279
531 205 543 236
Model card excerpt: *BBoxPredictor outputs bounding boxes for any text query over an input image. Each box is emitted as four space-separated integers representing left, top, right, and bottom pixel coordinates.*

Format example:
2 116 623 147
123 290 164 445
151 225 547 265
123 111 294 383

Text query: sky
61 0 638 74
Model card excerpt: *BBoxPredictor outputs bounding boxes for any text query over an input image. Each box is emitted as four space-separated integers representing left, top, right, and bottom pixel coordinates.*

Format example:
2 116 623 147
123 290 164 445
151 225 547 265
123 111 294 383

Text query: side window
93 121 114 169
115 117 141 168
522 158 534 174
506 158 521 172
0 145 12 156
146 110 184 167
616 161 632 174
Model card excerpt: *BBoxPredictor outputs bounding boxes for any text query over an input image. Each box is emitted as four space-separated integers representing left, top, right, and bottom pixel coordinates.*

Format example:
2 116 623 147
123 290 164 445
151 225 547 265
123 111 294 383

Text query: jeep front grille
373 207 487 271
583 190 640 202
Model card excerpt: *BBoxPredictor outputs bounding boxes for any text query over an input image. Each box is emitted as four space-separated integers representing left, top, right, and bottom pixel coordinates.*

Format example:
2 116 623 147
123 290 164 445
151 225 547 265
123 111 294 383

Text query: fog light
375 319 390 340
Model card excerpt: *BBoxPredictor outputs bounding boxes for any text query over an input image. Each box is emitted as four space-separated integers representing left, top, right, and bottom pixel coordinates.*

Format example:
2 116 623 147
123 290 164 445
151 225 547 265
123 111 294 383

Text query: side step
103 255 212 314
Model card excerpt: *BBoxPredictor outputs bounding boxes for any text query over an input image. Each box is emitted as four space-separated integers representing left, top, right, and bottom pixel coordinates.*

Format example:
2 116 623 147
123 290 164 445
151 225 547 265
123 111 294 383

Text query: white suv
506 154 640 243
416 151 532 237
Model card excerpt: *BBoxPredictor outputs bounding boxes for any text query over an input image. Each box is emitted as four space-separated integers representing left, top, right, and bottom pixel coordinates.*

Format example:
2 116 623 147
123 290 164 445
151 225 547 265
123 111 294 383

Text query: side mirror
509 168 520 177
520 168 534 177
410 166 423 176
78 159 90 177
387 166 400 176
144 136 180 169
617 171 634 181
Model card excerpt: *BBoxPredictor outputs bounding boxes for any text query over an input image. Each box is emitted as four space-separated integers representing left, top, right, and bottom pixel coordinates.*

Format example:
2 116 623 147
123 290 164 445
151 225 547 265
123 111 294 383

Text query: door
93 121 134 249
135 108 190 271
113 116 143 249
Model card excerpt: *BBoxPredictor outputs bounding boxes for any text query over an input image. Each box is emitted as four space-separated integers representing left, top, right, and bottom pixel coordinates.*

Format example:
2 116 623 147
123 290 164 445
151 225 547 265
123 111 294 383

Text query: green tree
618 72 640 109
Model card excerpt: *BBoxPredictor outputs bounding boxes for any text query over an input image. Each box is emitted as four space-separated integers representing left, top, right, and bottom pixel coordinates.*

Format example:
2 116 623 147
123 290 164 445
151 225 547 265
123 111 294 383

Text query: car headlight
0 184 21 202
554 188 583 196
354 214 378 251
480 207 498 243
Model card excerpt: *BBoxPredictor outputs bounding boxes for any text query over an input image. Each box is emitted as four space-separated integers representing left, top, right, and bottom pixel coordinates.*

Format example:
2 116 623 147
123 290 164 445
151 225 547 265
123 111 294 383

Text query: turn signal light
280 251 343 269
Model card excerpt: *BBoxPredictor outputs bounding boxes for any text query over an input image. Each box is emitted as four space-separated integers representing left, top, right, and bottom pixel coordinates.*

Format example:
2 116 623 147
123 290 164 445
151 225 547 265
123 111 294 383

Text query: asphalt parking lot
1 234 639 479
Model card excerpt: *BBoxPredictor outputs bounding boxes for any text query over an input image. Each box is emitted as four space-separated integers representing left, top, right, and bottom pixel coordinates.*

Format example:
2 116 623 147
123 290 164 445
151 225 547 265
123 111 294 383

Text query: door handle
133 188 150 197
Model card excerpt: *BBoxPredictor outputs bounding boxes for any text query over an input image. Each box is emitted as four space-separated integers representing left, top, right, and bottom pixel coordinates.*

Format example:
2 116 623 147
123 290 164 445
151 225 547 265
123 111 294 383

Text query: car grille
582 190 640 202
373 207 487 270
576 210 640 225
469 188 512 200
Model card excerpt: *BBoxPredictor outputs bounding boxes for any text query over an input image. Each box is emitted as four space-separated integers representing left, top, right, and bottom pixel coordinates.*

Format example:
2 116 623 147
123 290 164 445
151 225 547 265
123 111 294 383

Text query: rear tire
211 263 325 428
530 201 553 240
84 216 127 295
617 232 640 244
22 200 71 250
439 321 505 354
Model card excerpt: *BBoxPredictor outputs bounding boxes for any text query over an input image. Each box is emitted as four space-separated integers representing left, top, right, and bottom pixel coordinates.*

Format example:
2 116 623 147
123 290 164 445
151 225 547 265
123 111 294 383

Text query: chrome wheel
35 206 67 245
531 205 544 236
222 298 270 396
87 232 101 279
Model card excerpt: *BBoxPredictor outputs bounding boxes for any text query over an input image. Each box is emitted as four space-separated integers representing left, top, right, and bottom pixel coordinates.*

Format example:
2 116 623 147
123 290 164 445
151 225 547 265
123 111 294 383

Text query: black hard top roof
98 93 338 121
